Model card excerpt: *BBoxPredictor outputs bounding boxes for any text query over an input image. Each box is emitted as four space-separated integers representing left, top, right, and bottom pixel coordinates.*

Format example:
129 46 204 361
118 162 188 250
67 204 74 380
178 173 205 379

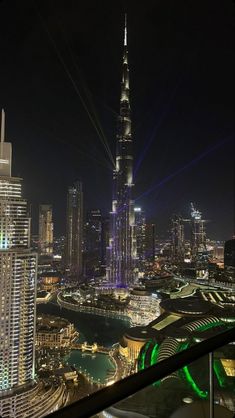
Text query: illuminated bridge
71 342 110 354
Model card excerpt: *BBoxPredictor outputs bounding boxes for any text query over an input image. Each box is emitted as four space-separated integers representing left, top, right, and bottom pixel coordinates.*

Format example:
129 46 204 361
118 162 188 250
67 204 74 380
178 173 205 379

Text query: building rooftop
130 287 151 297
124 326 159 342
160 297 214 317
36 314 72 332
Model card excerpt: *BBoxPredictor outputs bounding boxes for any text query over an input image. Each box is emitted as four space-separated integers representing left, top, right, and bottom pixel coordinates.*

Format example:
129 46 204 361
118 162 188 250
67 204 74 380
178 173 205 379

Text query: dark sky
0 0 234 239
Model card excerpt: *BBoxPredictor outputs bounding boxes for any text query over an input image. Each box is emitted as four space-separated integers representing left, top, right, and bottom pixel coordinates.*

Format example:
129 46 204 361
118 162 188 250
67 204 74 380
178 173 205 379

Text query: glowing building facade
108 17 136 287
65 180 83 275
39 204 53 254
127 288 160 326
171 214 185 263
84 209 102 276
190 202 207 260
134 208 146 270
0 110 37 394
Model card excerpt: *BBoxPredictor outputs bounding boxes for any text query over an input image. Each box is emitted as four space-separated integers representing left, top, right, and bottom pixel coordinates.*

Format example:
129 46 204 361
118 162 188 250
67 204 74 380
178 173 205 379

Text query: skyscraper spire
124 13 127 46
121 14 130 105
0 109 12 177
1 109 5 143
107 15 136 287
0 109 5 171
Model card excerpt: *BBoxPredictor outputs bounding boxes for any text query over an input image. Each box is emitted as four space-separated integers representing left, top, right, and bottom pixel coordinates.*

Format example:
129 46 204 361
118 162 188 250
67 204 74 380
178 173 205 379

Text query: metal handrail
47 327 235 418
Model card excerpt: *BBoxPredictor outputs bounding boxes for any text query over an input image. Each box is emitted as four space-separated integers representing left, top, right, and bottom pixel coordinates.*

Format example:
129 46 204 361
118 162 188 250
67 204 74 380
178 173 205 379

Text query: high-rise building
84 209 102 276
213 243 224 261
0 109 37 393
224 238 235 283
171 214 185 262
190 203 207 260
134 207 146 269
0 112 66 418
38 204 53 254
145 222 156 262
101 215 110 267
65 180 83 276
224 239 235 268
108 16 136 287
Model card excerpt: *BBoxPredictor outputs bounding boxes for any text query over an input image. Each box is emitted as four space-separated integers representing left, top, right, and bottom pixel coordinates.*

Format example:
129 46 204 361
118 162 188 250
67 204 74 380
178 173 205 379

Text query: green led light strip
178 342 207 399
150 344 159 366
177 342 189 352
138 321 233 393
213 359 226 388
150 344 160 387
138 340 152 371
183 365 208 398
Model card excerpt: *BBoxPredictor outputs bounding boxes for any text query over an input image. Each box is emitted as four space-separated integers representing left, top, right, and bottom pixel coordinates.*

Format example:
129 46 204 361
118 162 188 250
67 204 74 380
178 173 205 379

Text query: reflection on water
37 302 130 382
37 302 130 346
65 350 116 383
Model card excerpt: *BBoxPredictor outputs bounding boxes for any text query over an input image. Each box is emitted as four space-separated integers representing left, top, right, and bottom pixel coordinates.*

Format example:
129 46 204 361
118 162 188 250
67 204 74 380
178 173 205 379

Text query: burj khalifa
108 16 136 287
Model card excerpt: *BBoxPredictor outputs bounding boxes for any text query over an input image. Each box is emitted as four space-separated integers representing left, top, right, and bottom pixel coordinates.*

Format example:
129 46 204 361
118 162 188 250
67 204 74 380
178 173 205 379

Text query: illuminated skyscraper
108 16 136 287
65 180 83 275
134 207 146 269
101 215 110 267
171 214 185 262
224 238 235 283
145 222 156 262
39 204 53 254
0 109 37 393
84 209 102 276
190 202 207 260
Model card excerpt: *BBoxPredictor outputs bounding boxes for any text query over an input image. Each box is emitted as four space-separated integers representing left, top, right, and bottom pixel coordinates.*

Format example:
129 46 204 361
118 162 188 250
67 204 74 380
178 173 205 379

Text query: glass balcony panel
97 344 234 418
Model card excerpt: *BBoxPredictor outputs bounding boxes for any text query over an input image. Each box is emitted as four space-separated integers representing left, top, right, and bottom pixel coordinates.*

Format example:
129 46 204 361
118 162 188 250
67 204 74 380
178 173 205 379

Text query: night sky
0 0 234 239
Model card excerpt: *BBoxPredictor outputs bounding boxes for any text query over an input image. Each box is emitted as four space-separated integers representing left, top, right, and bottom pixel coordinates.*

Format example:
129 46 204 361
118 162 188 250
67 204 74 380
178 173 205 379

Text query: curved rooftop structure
130 288 152 297
160 297 214 317
124 326 159 343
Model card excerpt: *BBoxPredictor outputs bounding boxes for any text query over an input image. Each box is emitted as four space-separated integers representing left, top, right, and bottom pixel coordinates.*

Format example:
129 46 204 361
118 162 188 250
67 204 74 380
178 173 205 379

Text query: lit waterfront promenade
57 292 130 321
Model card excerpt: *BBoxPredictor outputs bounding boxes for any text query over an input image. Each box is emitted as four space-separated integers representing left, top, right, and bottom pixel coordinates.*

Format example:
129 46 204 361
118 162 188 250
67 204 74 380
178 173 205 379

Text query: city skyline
0 0 234 240
0 4 234 417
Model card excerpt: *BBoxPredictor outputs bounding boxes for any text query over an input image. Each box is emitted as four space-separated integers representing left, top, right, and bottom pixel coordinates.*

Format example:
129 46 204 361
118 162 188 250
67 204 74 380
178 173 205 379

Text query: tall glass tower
108 16 136 287
39 204 53 254
65 180 83 276
0 110 37 394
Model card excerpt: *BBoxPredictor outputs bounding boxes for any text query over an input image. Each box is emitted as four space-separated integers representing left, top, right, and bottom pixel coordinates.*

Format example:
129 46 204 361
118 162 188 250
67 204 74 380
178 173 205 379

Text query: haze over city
0 0 234 239
0 2 234 418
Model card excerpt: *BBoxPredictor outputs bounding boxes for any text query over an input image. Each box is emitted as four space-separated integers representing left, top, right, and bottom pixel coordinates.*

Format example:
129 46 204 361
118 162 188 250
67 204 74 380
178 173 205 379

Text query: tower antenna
0 109 5 160
124 13 127 46
1 109 5 143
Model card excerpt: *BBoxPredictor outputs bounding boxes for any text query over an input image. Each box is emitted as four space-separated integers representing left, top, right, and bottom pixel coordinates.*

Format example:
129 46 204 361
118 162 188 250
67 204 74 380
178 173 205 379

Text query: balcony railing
46 326 235 418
